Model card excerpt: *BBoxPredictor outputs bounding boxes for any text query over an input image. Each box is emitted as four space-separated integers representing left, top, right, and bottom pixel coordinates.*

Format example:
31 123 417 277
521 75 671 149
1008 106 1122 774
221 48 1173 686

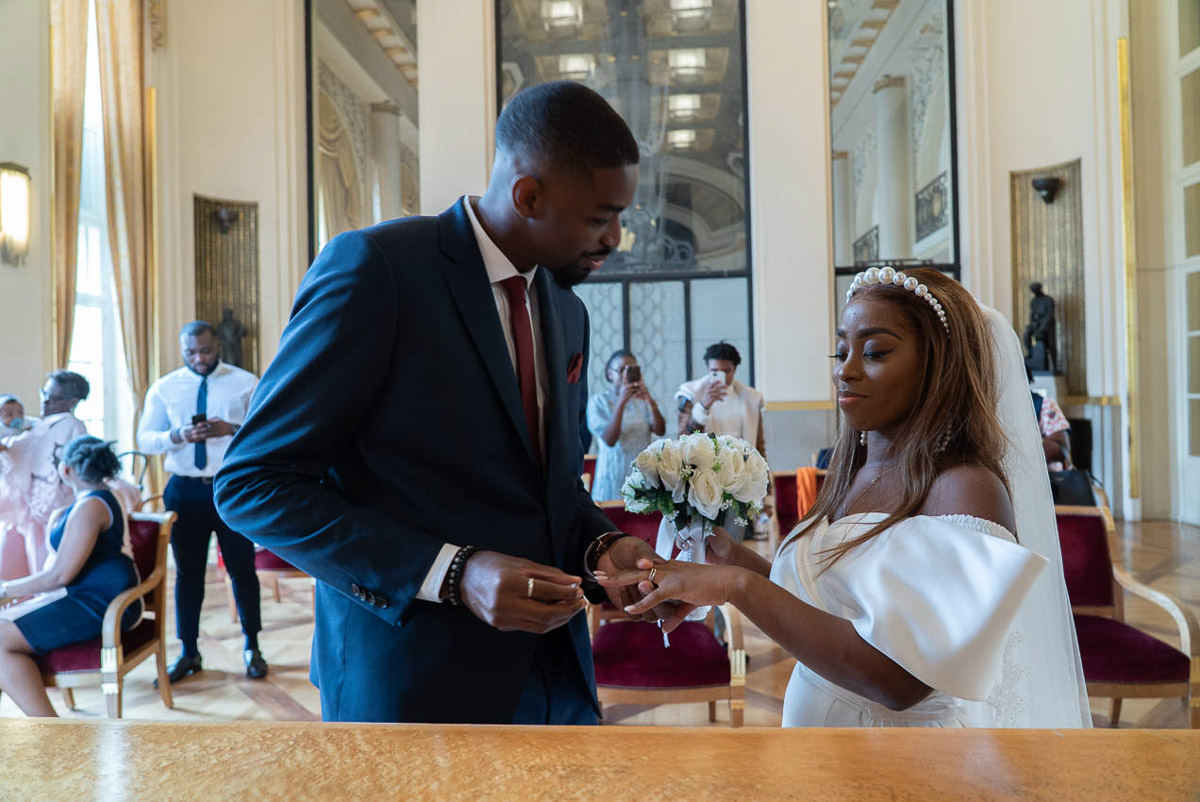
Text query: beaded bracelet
445 545 478 607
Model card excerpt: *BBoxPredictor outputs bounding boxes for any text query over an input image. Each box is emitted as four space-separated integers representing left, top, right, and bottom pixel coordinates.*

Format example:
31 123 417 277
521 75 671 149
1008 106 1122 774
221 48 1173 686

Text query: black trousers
509 628 598 725
163 475 261 649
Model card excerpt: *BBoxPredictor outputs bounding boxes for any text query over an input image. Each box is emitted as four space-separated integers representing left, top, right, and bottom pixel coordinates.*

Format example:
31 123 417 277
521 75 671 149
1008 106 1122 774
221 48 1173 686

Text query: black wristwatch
583 531 633 581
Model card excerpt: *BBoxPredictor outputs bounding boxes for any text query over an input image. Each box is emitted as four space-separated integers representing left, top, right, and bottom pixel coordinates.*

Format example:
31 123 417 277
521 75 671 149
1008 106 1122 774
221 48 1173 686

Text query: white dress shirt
416 197 550 602
137 362 258 478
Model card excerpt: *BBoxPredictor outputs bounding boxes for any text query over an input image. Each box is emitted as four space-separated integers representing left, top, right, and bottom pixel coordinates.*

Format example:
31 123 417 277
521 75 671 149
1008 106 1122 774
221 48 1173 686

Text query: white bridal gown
770 512 1049 728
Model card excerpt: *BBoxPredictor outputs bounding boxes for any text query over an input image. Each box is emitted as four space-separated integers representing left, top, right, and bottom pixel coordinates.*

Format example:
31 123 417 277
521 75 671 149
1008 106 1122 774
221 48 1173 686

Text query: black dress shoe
244 649 269 679
155 653 203 687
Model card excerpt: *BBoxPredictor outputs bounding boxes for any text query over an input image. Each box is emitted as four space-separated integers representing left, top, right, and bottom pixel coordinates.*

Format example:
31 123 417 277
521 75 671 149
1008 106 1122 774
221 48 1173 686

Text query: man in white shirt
138 321 266 682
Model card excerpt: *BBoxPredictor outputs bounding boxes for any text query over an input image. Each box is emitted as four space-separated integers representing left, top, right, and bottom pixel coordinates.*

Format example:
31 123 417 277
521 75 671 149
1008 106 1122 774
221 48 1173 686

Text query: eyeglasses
39 390 73 403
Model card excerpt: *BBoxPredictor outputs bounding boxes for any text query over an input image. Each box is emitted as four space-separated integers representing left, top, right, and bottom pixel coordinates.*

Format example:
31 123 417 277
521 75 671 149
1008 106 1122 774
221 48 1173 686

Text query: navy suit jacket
214 199 615 723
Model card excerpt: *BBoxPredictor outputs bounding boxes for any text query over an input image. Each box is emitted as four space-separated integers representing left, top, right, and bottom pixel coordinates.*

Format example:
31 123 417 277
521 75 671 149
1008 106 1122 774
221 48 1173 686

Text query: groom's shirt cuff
417 543 460 602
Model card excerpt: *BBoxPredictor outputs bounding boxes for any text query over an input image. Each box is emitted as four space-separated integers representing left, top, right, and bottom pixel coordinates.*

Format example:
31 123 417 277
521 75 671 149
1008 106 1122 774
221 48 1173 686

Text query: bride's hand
593 557 742 634
705 525 735 565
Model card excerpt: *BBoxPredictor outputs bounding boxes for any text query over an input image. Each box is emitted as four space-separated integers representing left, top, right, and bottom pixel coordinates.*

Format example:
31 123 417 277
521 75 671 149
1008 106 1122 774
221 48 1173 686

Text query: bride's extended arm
597 560 932 712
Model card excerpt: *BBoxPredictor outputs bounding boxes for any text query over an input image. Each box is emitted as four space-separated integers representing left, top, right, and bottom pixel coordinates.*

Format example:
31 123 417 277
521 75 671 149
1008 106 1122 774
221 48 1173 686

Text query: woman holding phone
586 350 665 501
675 342 768 540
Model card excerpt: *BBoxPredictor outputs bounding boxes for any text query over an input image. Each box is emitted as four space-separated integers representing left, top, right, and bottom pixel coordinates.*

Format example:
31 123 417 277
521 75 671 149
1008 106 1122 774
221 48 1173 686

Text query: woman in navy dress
0 436 140 716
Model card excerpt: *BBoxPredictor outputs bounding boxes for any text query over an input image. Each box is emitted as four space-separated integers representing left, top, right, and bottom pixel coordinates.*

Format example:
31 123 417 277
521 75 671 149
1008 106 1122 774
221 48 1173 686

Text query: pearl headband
847 266 950 335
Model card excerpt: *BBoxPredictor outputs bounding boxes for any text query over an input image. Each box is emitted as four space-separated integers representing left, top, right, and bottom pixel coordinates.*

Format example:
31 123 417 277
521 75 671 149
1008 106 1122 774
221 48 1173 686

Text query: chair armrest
135 495 164 512
712 604 747 679
100 566 165 650
1112 565 1199 657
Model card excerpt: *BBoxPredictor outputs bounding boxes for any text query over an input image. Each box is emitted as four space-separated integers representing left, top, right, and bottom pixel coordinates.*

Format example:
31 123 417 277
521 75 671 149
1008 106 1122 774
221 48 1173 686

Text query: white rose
657 440 685 500
731 452 770 504
713 445 745 491
634 447 662 489
688 468 724 520
715 434 740 453
682 432 717 473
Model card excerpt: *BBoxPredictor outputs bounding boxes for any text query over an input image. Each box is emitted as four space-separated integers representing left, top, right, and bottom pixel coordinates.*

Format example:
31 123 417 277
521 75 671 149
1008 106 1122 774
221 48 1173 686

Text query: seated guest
599 268 1091 728
0 372 90 577
0 436 141 717
1025 364 1071 471
675 342 767 539
587 350 665 501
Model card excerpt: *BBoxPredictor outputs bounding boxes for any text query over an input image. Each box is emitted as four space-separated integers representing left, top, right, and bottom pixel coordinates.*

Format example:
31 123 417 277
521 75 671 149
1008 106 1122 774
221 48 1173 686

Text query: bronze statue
1022 282 1057 373
217 308 247 369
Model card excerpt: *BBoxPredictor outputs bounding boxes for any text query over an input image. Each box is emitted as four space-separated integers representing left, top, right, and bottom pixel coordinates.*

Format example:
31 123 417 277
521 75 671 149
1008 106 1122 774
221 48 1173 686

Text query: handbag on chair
1048 469 1097 506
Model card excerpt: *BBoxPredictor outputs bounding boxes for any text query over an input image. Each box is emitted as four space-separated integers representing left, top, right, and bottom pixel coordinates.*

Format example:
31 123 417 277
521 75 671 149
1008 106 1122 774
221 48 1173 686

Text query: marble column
871 76 912 260
370 101 404 222
831 150 851 265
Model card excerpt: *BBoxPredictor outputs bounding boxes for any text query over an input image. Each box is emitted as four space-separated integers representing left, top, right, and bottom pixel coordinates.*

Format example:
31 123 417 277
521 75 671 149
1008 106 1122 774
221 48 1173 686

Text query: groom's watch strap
583 531 632 581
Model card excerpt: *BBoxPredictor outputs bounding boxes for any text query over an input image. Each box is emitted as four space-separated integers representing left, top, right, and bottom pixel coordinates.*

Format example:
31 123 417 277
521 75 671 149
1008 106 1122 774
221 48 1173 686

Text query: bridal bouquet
620 432 771 564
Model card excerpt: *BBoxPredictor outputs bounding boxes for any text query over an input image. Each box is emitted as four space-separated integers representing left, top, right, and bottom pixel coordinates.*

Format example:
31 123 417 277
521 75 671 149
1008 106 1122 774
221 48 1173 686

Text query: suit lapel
535 267 570 490
437 200 536 465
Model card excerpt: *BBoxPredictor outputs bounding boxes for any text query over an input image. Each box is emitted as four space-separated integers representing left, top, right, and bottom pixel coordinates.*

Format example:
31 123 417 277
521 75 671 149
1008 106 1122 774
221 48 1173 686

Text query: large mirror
827 0 958 289
306 0 420 260
496 0 754 411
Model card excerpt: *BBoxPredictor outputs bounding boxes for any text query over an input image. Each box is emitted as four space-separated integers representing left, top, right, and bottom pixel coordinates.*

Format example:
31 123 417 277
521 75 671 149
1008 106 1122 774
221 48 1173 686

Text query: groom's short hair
496 81 640 175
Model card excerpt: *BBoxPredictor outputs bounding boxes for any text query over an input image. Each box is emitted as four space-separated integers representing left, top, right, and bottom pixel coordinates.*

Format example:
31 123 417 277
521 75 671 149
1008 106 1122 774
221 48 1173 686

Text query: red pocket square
567 352 583 384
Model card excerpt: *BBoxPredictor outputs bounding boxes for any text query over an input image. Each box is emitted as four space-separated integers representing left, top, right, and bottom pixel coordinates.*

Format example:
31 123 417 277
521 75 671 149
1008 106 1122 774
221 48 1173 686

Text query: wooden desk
2 721 1197 799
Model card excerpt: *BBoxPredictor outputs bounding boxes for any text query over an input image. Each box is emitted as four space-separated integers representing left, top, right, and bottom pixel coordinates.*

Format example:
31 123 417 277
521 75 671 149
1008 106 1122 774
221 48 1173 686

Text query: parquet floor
3 520 1196 728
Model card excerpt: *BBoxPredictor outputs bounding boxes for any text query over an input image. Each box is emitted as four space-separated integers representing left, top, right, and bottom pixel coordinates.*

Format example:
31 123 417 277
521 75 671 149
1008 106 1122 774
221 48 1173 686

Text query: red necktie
499 276 542 468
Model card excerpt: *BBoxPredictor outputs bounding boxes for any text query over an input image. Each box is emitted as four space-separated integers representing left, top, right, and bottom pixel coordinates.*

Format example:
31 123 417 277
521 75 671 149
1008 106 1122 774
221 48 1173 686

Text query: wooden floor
3 519 1197 727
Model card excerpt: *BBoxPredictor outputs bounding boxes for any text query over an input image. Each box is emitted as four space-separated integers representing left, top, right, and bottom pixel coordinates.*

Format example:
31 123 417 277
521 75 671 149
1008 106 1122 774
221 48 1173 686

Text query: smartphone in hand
624 364 642 384
708 370 725 387
192 413 208 425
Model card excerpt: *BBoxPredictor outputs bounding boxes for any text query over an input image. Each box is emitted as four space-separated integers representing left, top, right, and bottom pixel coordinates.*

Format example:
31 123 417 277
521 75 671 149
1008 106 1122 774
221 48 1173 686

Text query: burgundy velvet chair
32 511 177 718
220 546 314 623
1057 506 1199 728
590 501 747 726
768 470 798 556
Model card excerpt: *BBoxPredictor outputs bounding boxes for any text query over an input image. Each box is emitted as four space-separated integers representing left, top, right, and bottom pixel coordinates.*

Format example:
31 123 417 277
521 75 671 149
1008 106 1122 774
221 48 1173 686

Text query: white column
831 150 852 266
745 0 834 403
872 76 912 260
370 101 403 221
417 0 495 214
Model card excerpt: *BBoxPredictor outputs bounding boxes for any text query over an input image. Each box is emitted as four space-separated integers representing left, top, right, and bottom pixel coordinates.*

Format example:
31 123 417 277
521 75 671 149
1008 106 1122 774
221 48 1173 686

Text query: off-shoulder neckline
828 511 1016 541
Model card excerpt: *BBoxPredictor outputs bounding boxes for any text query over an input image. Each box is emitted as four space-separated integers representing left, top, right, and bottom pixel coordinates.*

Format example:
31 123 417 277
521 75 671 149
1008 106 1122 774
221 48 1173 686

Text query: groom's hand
596 537 678 623
458 551 586 634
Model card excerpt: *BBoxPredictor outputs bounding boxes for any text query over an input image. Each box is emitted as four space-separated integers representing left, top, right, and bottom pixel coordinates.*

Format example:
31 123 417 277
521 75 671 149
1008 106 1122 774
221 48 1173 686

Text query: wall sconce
541 0 582 38
0 162 31 266
668 49 706 84
1031 176 1061 204
214 207 240 234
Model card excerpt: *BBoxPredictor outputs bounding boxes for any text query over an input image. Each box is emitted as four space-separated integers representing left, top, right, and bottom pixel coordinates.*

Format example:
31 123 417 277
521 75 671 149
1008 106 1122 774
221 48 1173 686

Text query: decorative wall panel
1010 158 1085 395
194 194 260 376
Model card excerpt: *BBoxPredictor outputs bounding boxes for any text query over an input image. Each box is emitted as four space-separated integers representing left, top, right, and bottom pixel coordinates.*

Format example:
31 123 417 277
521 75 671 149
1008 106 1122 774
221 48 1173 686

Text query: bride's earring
859 431 868 446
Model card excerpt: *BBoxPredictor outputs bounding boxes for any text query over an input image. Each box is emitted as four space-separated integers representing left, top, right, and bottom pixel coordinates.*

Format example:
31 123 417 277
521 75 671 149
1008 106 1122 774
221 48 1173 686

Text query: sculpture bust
217 308 247 369
1022 282 1057 373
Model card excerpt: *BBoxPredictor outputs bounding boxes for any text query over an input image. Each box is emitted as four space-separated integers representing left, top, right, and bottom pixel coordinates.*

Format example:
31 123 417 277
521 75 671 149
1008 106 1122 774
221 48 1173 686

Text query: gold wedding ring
647 567 657 583
527 577 534 599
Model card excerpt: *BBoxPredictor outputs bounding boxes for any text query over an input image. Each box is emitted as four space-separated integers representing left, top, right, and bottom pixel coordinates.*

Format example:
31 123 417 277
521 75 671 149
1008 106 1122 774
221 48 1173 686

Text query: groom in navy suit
214 81 669 724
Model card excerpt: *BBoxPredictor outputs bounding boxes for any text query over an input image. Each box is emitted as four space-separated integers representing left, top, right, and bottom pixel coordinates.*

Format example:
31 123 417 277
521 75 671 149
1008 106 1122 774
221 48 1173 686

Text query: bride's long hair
799 269 1012 565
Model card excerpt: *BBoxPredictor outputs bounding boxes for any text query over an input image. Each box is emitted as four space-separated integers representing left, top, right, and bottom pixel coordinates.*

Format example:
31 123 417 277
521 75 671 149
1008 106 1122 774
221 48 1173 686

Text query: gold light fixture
558 54 596 81
667 129 697 150
668 49 706 84
668 93 702 121
669 0 713 32
541 0 583 38
0 163 31 266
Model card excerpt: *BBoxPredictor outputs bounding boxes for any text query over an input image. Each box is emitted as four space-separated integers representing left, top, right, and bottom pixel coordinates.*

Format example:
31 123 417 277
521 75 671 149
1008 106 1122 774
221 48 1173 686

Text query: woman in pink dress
0 372 90 580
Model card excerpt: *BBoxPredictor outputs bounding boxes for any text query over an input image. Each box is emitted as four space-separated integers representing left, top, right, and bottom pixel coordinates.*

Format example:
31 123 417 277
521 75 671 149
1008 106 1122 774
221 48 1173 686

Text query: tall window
497 0 754 413
67 3 133 449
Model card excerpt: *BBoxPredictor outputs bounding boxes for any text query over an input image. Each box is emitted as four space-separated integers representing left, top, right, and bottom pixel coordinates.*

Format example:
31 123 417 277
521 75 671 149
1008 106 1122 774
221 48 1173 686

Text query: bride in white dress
596 268 1091 728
